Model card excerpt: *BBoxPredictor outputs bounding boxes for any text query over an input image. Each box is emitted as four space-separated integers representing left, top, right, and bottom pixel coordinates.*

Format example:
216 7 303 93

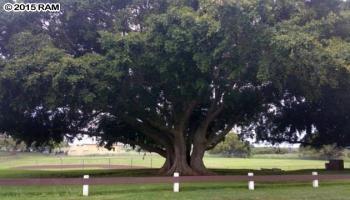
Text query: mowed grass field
0 152 349 178
0 152 350 200
1 152 349 171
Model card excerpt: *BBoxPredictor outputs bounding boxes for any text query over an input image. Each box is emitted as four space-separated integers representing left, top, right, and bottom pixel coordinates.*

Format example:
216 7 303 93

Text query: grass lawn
2 152 349 171
0 182 350 200
0 152 349 178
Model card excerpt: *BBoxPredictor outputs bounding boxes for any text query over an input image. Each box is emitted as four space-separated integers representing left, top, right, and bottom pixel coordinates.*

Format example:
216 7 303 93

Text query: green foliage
252 1 350 147
0 134 26 152
6 32 52 58
209 132 251 157
251 147 293 155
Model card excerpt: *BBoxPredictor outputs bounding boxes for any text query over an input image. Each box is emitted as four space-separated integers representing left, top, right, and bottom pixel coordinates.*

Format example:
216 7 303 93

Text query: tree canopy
0 0 349 175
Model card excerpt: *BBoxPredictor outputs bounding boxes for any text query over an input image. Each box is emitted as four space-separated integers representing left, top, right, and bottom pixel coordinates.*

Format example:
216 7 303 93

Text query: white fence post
83 175 89 196
248 172 254 190
173 172 180 192
312 172 319 188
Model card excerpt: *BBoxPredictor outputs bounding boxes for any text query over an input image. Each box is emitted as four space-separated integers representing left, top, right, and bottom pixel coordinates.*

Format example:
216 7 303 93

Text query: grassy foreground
0 182 350 200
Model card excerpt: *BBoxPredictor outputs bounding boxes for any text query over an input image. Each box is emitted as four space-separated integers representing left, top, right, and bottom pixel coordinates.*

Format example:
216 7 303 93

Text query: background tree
0 134 26 152
299 144 344 160
209 132 251 157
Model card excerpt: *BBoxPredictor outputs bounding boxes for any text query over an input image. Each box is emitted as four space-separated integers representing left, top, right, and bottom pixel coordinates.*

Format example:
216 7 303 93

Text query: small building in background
63 135 127 156
65 144 126 156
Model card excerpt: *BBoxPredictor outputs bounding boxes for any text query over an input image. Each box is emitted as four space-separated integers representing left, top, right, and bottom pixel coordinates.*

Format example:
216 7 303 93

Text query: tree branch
143 118 177 135
206 123 234 150
176 100 197 131
194 102 224 141
122 115 173 147
120 138 167 157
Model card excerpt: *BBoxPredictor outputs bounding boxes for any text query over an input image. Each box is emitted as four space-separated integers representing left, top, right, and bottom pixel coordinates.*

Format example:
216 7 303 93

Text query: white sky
71 134 300 148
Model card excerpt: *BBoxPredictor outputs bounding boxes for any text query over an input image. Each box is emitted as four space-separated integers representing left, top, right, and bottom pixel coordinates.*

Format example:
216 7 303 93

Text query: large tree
92 5 271 175
0 0 349 175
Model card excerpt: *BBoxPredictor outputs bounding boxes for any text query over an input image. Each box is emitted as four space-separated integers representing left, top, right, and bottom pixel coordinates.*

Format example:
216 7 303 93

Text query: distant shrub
209 132 251 158
299 144 344 160
251 147 295 155
0 134 26 152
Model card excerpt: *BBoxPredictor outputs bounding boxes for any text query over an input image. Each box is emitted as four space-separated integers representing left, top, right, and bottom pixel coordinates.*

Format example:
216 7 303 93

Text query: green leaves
253 0 350 147
261 5 350 99
6 32 53 58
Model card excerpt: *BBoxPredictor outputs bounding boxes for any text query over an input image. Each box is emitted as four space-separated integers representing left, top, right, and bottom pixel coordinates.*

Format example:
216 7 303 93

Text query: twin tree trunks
158 131 211 176
126 102 227 176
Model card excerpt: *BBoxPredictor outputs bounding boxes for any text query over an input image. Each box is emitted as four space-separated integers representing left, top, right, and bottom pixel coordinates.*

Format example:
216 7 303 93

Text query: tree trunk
186 140 192 165
191 141 214 175
168 133 197 175
159 148 174 174
158 132 214 176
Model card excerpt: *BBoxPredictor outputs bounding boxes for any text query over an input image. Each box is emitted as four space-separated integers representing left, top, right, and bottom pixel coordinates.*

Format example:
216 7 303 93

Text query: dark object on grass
261 168 282 172
325 160 344 170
